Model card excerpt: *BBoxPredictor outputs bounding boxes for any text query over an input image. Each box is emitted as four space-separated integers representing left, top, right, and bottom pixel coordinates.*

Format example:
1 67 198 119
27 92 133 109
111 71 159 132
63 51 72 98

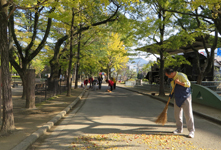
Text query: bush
142 79 148 82
128 78 135 81
12 76 20 78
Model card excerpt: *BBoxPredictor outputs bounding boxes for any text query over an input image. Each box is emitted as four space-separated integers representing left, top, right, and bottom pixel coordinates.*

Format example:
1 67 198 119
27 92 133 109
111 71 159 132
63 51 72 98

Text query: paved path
118 84 221 124
28 86 221 150
0 85 85 150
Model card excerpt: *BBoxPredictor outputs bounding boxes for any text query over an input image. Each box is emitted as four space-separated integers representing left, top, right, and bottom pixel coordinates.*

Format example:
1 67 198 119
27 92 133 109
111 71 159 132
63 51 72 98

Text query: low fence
139 84 171 92
11 77 47 87
124 80 171 92
191 81 221 94
35 79 67 103
123 80 221 95
125 81 136 86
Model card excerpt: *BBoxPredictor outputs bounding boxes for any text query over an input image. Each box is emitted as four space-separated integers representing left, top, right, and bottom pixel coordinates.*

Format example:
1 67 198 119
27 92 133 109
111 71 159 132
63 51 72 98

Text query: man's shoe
173 129 182 134
188 131 194 138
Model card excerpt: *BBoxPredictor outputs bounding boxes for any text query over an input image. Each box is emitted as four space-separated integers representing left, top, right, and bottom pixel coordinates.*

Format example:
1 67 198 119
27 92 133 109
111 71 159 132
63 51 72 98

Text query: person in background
98 75 103 90
112 77 116 90
89 76 93 88
106 79 114 91
165 67 195 138
92 78 98 90
84 78 88 88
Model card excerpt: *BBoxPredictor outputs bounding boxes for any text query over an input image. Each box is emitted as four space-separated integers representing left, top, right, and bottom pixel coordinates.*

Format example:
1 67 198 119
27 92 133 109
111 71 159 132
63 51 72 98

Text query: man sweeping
165 68 195 138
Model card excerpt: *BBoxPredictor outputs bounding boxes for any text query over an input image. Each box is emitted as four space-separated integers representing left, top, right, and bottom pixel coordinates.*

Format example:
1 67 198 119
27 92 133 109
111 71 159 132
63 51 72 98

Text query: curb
11 89 87 150
118 86 221 125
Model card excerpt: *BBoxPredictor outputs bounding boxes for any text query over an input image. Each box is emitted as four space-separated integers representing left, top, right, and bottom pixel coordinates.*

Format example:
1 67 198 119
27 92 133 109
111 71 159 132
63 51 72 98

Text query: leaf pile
70 133 211 150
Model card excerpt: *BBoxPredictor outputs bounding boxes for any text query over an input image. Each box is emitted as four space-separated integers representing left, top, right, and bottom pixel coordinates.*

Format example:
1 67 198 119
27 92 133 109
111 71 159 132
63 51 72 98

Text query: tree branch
28 0 58 63
9 6 24 61
7 0 48 20
25 6 41 57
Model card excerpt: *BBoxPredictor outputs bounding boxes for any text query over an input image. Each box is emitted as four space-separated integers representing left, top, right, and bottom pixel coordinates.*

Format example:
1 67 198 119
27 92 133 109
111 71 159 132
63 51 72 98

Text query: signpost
217 48 221 56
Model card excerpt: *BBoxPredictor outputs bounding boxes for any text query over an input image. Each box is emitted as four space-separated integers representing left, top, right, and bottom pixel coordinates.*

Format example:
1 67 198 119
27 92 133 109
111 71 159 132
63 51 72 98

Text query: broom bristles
155 84 176 126
155 105 169 126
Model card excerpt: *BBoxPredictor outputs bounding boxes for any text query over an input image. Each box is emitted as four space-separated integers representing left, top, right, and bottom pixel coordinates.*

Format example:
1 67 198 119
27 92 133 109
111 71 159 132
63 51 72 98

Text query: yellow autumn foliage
102 33 129 72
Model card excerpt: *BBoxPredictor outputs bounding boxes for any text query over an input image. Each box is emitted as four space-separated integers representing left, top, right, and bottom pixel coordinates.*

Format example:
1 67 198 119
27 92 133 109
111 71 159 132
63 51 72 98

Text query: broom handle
166 84 176 106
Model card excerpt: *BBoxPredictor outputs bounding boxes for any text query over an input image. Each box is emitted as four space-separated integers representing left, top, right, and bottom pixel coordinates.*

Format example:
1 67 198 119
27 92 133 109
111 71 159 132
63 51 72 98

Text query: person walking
89 76 93 89
98 75 103 90
92 78 98 91
165 67 195 138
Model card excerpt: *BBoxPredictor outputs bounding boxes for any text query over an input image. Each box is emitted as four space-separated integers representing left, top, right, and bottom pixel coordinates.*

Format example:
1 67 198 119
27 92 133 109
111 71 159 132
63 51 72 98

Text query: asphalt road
28 86 221 150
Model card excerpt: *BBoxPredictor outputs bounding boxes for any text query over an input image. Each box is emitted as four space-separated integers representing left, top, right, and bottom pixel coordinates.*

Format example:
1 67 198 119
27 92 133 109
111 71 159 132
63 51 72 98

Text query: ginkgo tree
76 27 110 78
101 32 129 79
48 0 118 92
48 0 140 92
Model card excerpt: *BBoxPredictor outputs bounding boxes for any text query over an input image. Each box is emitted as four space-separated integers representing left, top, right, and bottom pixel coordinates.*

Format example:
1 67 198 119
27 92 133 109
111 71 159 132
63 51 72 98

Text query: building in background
127 57 149 73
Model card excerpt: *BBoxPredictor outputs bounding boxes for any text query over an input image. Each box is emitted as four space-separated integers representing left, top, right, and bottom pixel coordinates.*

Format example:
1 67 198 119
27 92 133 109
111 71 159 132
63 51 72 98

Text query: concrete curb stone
11 89 87 150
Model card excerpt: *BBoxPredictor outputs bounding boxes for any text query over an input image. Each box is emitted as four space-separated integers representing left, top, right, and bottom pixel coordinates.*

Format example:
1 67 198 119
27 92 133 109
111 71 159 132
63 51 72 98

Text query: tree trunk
49 60 60 95
159 50 165 96
196 72 204 85
116 73 118 82
26 69 36 108
107 66 111 80
0 67 2 125
22 76 27 99
73 64 77 83
109 68 112 79
75 62 80 89
214 20 221 37
0 1 15 133
67 8 74 96
195 31 217 84
74 28 82 89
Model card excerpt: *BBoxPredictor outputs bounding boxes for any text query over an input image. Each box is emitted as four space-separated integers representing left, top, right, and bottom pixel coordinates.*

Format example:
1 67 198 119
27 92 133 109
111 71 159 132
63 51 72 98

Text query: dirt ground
0 85 84 150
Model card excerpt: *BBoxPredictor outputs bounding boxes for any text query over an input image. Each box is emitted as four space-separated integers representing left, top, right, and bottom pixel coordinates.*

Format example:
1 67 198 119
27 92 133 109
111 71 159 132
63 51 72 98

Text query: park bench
12 82 18 88
35 83 45 94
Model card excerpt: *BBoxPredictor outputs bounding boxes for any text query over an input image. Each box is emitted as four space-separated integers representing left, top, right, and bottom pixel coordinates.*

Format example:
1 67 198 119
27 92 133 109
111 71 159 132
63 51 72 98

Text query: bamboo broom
155 84 176 125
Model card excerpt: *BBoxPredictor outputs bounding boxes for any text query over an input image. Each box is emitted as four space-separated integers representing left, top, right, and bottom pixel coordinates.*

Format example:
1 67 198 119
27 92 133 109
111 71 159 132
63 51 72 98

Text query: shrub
128 78 135 81
142 79 148 82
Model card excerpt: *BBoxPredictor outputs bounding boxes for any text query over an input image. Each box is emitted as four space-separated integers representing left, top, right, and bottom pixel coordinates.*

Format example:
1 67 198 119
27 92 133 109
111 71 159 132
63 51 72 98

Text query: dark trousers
98 83 101 89
110 86 113 91
113 83 116 89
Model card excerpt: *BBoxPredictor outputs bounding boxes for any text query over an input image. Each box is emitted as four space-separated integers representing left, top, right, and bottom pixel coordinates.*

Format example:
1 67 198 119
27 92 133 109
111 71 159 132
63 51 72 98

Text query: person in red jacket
84 79 88 88
106 79 114 91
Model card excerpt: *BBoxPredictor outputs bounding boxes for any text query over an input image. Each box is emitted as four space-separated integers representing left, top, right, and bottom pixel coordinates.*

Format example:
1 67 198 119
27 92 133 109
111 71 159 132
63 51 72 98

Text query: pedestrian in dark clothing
92 79 98 90
98 76 103 89
89 76 93 88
